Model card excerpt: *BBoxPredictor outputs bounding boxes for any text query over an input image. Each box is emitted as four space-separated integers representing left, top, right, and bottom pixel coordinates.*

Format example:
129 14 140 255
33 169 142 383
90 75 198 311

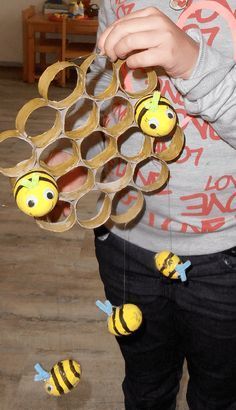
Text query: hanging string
167 177 173 252
123 222 129 304
150 156 173 252
55 260 69 408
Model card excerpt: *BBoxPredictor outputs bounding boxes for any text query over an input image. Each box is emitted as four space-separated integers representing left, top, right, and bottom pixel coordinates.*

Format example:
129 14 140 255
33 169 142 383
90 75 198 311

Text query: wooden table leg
39 33 47 71
22 16 28 81
27 23 35 83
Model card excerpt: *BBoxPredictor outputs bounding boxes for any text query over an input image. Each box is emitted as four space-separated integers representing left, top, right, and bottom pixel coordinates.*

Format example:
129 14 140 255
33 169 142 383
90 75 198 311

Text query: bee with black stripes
96 299 143 336
154 250 191 282
13 169 58 217
134 91 178 137
34 359 81 396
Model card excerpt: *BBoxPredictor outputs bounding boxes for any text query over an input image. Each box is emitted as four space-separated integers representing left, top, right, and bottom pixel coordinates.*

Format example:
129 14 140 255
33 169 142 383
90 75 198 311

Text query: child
51 1 236 409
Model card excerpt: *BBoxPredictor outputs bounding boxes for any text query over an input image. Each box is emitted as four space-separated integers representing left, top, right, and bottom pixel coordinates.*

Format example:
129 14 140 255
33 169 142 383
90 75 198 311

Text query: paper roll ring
15 98 62 148
39 139 80 178
110 188 144 224
81 134 117 169
36 201 77 232
80 54 119 100
133 158 169 192
77 192 112 229
100 98 134 137
65 99 99 140
59 167 95 201
0 130 37 177
153 125 185 163
118 130 152 164
118 61 158 99
96 160 133 194
38 61 85 109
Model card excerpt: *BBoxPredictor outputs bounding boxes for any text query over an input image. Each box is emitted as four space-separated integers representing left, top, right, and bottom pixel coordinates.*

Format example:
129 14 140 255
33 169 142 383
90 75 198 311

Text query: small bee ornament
154 250 191 282
134 91 178 137
13 170 59 217
96 299 142 336
34 359 81 396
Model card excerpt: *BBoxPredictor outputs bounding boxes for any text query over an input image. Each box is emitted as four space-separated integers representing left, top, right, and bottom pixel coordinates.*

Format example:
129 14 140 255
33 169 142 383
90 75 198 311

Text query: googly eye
47 384 53 392
26 195 38 208
148 118 159 129
43 189 55 200
166 109 175 119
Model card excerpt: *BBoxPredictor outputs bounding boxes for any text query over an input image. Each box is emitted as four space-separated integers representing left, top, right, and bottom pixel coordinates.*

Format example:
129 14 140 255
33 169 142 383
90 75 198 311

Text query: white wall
0 0 100 64
0 0 43 64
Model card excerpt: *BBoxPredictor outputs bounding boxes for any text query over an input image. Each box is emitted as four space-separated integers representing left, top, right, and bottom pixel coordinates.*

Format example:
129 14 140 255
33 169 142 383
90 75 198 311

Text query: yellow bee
96 299 143 336
13 170 58 217
134 91 178 137
154 250 191 282
34 359 81 396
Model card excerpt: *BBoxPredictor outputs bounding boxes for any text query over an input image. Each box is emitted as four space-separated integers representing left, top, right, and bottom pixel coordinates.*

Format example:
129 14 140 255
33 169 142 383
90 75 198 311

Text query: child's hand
98 7 199 79
46 150 87 217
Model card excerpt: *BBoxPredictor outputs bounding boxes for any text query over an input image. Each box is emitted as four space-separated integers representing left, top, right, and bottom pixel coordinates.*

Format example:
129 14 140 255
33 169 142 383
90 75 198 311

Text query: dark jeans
94 228 236 410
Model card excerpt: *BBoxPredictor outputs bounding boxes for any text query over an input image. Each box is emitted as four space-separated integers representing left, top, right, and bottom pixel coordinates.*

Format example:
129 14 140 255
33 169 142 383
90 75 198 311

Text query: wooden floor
0 67 189 410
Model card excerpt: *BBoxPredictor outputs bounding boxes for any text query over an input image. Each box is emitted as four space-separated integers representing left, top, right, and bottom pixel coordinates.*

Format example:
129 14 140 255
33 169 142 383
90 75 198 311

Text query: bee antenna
144 91 161 111
175 260 191 282
96 299 113 316
20 174 40 189
34 363 50 382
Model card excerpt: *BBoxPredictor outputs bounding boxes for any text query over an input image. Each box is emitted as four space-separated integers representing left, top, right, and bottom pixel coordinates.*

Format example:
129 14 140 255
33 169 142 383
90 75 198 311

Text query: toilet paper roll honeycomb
0 54 184 232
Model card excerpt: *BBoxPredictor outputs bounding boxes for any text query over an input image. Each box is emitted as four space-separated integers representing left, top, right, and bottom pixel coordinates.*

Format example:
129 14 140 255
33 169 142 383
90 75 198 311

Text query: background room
0 1 188 409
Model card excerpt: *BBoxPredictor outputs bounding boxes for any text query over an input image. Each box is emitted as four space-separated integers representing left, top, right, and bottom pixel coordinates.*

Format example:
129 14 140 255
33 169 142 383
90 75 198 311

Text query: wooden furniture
22 6 62 81
60 16 95 87
23 11 98 83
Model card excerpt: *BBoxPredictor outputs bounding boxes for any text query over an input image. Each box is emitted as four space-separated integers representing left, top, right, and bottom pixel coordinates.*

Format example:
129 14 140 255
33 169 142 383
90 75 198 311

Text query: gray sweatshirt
84 0 236 255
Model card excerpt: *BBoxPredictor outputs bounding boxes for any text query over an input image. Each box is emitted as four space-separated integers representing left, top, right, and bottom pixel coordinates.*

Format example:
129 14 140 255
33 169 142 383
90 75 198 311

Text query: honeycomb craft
0 54 185 233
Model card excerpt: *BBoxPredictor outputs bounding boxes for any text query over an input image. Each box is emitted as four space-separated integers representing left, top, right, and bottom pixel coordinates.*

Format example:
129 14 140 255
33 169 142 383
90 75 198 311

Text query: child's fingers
101 16 165 61
125 47 165 69
114 6 160 21
113 30 163 60
98 8 162 53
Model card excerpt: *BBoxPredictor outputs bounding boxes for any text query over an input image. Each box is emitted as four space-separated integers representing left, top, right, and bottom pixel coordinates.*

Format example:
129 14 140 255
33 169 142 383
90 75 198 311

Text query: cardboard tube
153 125 185 163
80 54 119 100
0 130 36 177
65 100 99 140
39 139 80 177
15 98 62 148
36 203 77 232
110 188 144 224
59 167 95 201
96 161 133 194
38 61 85 109
133 158 169 192
101 98 134 137
118 62 158 98
77 192 111 229
82 134 117 169
118 131 152 164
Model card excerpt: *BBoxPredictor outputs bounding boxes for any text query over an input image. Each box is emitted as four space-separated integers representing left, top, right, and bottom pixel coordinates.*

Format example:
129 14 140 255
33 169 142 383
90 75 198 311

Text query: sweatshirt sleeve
171 29 236 149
